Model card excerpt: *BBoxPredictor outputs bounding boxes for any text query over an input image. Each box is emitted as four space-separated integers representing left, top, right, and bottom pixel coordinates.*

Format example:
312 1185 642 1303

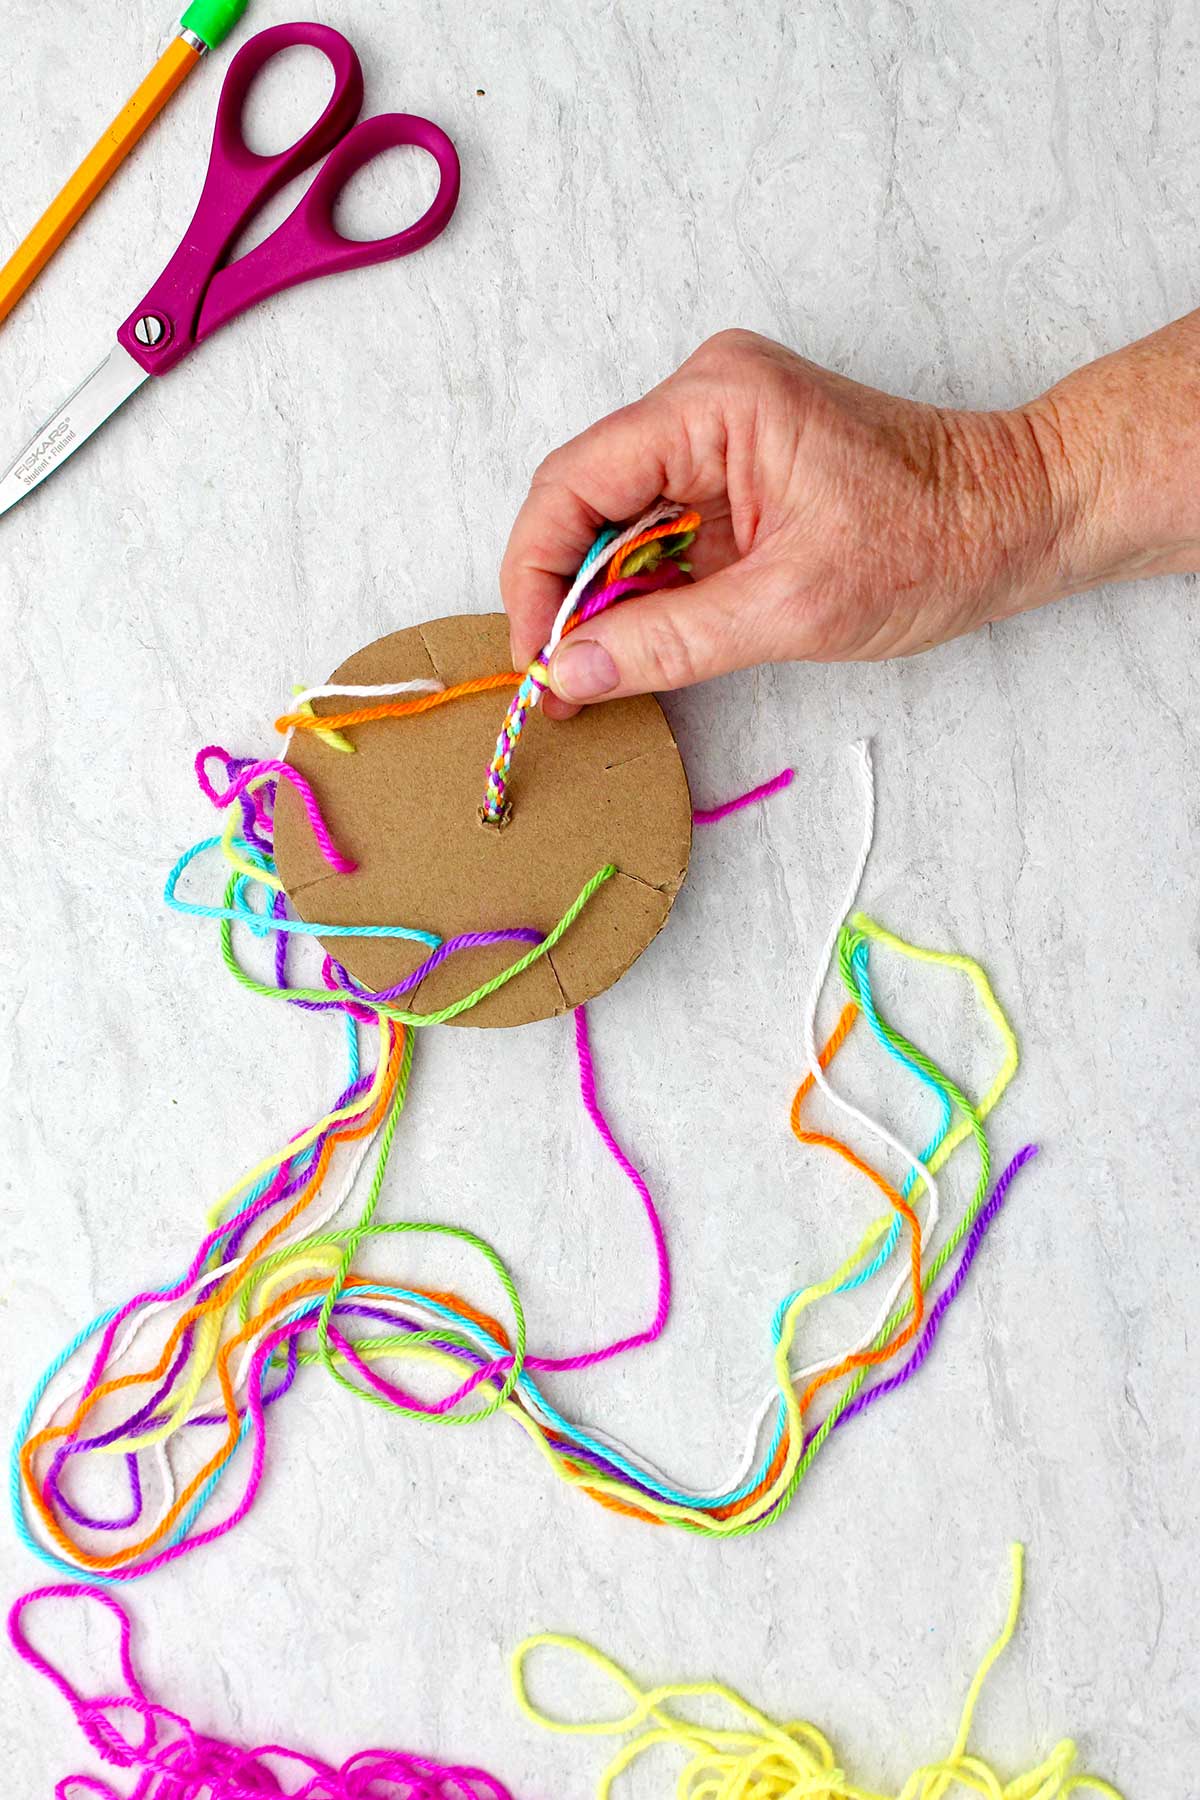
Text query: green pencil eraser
180 0 250 51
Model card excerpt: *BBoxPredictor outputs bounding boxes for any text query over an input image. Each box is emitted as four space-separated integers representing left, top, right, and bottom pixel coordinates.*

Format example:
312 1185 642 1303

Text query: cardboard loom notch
273 614 693 1028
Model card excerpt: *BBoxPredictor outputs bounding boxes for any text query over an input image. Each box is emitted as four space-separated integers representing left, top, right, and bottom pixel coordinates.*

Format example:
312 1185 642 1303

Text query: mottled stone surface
1 3 1196 1794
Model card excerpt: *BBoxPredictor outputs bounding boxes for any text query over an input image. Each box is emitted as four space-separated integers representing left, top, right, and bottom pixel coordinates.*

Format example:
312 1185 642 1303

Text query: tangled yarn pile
513 1548 1122 1799
9 1584 513 1800
14 507 1030 1582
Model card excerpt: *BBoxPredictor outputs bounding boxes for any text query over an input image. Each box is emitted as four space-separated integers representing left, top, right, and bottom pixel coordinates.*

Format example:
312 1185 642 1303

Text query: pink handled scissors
0 21 460 518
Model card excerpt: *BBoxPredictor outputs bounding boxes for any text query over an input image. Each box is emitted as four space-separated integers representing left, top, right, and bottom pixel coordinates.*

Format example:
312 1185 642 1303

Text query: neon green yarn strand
303 1028 529 1425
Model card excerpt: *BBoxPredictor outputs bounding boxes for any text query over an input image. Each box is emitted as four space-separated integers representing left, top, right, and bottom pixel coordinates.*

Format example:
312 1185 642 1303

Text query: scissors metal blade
0 346 148 520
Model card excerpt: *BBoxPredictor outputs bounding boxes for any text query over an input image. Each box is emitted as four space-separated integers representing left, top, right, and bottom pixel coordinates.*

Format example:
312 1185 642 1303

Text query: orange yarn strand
275 672 521 737
788 1001 926 1419
604 510 701 586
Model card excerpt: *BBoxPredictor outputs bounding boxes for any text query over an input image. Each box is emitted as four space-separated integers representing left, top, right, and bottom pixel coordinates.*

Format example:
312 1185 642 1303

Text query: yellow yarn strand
220 782 284 890
292 690 356 754
465 887 1025 1539
204 1016 393 1232
510 1547 1124 1800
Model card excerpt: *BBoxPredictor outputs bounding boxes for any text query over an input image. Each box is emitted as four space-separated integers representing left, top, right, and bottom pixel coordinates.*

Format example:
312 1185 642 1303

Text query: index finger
499 395 673 669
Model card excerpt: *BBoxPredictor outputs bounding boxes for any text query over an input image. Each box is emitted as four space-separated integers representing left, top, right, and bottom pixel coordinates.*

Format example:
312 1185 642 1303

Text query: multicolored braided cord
480 504 699 824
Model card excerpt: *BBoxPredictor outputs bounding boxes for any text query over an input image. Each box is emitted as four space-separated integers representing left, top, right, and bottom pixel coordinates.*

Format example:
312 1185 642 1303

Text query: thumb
545 558 789 703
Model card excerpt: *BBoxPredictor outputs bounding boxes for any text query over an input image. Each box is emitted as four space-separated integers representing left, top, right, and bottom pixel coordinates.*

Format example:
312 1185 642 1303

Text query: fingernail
549 639 619 701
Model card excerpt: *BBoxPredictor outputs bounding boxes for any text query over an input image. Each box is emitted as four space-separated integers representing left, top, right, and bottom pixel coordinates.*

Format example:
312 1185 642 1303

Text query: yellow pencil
0 2 248 329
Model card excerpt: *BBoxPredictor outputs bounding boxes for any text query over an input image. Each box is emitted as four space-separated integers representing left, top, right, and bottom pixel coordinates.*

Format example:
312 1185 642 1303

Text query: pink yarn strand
693 766 795 826
195 748 355 874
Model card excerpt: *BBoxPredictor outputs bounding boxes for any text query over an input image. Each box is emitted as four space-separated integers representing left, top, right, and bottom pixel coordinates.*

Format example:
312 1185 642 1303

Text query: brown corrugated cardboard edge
273 613 693 1028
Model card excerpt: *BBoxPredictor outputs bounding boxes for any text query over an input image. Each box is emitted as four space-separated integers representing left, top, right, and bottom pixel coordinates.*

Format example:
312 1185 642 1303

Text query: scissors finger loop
300 114 462 266
212 21 364 185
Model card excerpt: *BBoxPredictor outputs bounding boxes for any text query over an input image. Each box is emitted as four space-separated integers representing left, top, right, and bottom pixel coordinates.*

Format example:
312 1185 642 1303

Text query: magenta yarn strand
194 748 356 874
59 1127 375 1425
573 563 690 627
396 1001 673 1406
693 767 796 825
547 1002 672 1367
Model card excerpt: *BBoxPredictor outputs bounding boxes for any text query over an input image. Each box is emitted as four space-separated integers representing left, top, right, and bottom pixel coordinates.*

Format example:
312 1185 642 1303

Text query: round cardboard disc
273 613 693 1028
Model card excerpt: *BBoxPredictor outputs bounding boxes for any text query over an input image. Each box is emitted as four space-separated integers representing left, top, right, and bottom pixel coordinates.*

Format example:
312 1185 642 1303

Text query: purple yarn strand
327 928 544 1005
826 1144 1038 1430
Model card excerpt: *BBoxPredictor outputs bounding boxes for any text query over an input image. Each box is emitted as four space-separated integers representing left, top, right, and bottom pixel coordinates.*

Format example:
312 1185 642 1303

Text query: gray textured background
1 2 1197 1794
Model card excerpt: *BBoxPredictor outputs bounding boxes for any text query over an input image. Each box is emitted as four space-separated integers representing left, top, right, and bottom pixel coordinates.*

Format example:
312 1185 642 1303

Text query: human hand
500 329 1090 717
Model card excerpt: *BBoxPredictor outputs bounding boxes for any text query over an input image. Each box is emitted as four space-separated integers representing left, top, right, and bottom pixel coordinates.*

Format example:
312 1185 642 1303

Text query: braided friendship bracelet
6 511 1122 1800
482 505 698 823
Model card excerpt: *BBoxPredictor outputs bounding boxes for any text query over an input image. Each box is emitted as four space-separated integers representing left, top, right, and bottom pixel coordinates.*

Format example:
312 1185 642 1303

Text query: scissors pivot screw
133 314 168 349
